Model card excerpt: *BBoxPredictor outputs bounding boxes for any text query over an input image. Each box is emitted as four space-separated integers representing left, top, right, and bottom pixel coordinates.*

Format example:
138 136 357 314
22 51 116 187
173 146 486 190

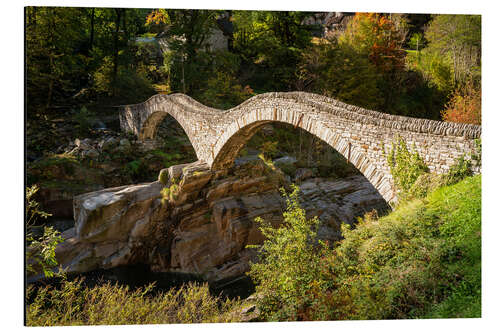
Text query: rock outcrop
42 159 389 284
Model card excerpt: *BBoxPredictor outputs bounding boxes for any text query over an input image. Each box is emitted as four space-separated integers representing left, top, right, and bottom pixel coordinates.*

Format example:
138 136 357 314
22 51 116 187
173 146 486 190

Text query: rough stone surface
120 92 481 202
45 160 389 284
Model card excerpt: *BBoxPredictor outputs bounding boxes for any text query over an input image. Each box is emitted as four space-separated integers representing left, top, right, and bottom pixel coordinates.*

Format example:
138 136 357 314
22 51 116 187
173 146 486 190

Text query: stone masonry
119 92 481 203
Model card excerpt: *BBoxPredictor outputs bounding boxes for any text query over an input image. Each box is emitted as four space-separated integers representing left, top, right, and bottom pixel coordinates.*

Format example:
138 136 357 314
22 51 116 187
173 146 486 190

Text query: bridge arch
210 110 391 201
119 92 481 203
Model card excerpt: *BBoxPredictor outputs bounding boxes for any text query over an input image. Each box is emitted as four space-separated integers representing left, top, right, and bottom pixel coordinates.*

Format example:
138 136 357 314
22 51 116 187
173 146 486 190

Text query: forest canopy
25 8 481 124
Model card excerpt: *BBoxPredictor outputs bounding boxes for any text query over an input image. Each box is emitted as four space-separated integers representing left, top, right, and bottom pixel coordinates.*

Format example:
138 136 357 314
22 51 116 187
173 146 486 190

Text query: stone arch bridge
119 92 481 202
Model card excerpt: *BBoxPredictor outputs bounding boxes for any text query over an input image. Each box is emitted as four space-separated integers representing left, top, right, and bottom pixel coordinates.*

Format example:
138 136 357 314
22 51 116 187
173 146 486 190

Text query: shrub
444 155 473 185
387 136 429 195
246 175 481 321
316 175 481 320
407 173 445 199
26 185 63 278
158 169 169 185
124 159 147 179
247 185 329 321
72 106 93 137
259 141 279 159
160 182 180 205
441 81 481 125
93 56 155 102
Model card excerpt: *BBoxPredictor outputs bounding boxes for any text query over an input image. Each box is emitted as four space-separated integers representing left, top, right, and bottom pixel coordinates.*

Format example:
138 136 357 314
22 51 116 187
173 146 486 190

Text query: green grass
26 279 243 326
249 175 481 321
422 175 481 318
328 175 481 320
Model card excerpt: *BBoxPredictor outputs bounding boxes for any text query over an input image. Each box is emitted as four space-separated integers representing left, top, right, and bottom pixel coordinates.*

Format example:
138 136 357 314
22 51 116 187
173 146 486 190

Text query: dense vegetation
26 8 481 122
248 171 481 321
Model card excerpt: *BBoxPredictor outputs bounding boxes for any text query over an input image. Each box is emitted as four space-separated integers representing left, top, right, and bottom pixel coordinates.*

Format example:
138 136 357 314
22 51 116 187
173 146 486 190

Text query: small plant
445 155 473 185
258 153 276 171
471 138 481 168
259 141 279 159
124 159 146 179
161 182 180 205
73 106 93 136
158 169 169 185
26 185 63 278
387 136 429 195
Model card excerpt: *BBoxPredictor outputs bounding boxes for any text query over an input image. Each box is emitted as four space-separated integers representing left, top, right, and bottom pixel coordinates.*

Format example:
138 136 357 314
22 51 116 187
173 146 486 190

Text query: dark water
31 264 255 301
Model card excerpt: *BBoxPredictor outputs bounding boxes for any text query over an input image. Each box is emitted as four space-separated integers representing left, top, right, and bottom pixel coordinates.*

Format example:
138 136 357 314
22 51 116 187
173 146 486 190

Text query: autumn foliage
341 13 407 73
441 81 481 125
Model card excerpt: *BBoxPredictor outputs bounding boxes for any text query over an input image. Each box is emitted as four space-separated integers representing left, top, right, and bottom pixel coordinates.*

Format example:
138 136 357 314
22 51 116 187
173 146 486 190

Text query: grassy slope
423 175 481 318
331 175 481 319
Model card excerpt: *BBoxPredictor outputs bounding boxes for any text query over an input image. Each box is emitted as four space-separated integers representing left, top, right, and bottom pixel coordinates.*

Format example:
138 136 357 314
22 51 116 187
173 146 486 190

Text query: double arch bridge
119 92 481 203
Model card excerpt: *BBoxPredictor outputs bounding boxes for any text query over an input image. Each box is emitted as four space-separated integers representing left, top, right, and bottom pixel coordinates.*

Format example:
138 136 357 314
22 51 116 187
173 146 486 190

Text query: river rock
41 160 389 284
81 148 99 159
99 137 119 151
273 156 297 166
119 138 131 149
75 138 93 151
294 168 314 182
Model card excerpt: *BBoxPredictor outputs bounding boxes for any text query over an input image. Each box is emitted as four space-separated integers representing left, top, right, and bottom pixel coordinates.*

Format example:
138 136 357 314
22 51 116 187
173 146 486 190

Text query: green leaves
26 226 64 278
26 185 63 278
248 184 328 320
387 136 429 195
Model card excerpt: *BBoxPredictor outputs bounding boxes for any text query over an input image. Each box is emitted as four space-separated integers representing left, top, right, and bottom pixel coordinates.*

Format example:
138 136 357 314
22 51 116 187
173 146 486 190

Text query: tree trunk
89 8 95 51
112 8 122 96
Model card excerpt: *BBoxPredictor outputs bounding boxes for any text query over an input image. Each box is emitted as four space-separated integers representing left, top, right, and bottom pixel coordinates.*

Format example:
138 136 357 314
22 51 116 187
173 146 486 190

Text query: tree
232 10 313 91
425 15 481 87
441 80 481 125
26 7 89 110
298 39 384 110
146 9 220 94
339 13 408 73
338 13 409 113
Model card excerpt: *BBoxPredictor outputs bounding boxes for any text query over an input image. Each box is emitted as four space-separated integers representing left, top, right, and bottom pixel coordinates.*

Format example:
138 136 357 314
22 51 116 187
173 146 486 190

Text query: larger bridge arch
119 92 481 202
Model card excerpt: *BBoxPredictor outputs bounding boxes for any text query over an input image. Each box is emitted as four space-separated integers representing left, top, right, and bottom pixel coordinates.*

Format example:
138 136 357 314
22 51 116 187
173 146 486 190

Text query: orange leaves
442 82 481 125
349 13 406 73
145 9 168 26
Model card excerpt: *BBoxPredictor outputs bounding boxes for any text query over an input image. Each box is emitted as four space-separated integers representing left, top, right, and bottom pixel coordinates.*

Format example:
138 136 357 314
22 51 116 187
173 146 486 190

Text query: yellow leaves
145 9 169 26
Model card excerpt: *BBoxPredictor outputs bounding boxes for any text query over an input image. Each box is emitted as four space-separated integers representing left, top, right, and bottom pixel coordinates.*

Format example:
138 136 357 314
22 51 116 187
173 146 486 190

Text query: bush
405 154 473 200
444 155 473 185
124 159 147 180
93 56 155 102
26 185 63 278
259 141 279 159
26 279 242 326
441 81 481 125
387 136 429 195
72 106 93 137
247 175 481 321
247 185 329 321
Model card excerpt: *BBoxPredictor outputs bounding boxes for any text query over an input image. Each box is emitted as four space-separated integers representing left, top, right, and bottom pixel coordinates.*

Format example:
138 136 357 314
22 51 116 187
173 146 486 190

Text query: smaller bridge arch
119 92 481 203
